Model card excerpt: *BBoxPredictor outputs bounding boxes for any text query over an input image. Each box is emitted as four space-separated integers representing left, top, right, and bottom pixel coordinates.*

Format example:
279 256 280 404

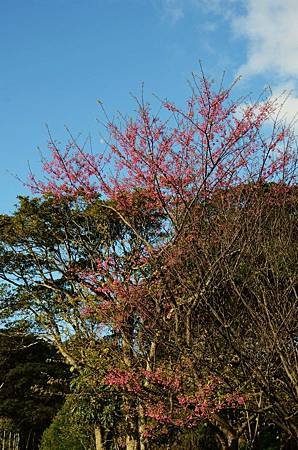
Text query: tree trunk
126 434 138 450
122 325 139 450
215 432 239 450
95 425 105 450
138 404 147 450
185 310 191 345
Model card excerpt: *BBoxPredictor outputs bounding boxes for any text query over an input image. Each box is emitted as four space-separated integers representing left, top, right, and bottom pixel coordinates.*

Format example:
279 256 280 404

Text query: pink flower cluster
105 369 141 393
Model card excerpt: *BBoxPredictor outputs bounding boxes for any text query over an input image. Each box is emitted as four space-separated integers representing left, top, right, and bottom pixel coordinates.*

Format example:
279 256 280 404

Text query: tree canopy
0 72 297 449
0 325 69 449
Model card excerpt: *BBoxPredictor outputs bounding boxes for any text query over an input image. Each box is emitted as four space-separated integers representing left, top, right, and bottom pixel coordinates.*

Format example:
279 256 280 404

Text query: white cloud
193 0 298 126
229 0 298 128
233 0 298 79
160 0 184 23
270 81 298 128
158 0 237 22
177 1 298 80
158 0 298 124
196 0 238 18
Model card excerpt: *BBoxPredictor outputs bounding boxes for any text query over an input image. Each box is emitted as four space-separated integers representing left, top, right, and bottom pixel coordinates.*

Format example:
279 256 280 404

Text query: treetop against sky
1 0 298 212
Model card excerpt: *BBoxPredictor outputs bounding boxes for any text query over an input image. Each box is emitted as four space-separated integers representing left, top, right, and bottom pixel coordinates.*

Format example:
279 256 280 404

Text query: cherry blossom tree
2 71 298 449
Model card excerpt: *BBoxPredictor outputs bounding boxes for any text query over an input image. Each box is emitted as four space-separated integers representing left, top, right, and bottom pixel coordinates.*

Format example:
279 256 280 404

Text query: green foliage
1 188 297 448
0 416 16 432
40 397 96 450
0 327 69 447
258 426 281 450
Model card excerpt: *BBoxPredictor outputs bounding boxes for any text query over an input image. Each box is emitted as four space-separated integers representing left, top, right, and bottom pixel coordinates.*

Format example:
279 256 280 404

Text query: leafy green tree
0 193 161 449
40 396 95 450
0 325 69 449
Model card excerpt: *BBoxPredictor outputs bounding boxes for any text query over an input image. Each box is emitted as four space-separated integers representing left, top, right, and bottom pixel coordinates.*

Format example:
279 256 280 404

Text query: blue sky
1 0 297 212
